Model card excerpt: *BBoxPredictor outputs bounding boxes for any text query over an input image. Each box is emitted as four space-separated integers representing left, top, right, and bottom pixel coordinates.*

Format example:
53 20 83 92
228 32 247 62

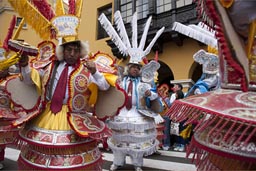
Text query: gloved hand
153 114 164 124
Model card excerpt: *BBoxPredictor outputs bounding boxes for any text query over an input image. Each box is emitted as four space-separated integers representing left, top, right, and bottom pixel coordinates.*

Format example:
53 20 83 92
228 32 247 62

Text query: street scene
0 0 255 171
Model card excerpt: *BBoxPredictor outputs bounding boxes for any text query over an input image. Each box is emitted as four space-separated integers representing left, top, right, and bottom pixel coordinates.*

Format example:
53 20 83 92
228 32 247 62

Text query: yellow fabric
219 0 234 8
8 0 51 40
32 103 71 131
0 53 19 71
31 68 42 95
55 0 65 16
103 73 118 86
87 73 117 106
88 83 98 106
76 0 83 18
179 124 192 139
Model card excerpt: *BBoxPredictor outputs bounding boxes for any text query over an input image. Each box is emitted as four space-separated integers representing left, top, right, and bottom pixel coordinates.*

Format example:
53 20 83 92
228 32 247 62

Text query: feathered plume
172 21 217 48
114 11 131 49
98 13 128 56
31 0 55 21
75 0 83 18
138 16 152 50
131 12 138 48
69 0 76 15
3 15 16 51
55 0 65 16
8 0 52 40
144 27 165 55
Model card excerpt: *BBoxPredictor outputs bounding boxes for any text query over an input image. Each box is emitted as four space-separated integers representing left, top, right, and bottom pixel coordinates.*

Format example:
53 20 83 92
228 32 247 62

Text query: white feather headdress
172 21 217 48
98 11 165 64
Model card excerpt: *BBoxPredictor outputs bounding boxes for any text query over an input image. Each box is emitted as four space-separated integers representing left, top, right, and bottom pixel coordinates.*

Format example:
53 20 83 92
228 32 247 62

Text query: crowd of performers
1 0 256 171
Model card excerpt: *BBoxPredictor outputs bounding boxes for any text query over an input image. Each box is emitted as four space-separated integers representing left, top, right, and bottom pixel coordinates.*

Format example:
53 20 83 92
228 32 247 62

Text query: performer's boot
110 164 119 171
134 166 143 171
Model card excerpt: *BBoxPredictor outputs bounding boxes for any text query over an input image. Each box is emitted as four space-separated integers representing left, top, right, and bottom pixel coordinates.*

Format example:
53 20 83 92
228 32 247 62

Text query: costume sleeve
89 70 110 90
20 65 34 84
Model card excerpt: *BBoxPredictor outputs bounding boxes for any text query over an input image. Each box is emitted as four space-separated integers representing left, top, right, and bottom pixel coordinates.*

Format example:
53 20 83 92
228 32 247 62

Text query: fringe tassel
8 0 52 40
18 155 103 171
31 0 55 21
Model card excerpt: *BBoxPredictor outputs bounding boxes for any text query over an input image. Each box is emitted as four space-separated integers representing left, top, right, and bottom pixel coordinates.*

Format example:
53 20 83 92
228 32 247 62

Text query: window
156 0 172 14
120 0 133 23
120 0 149 23
176 0 193 8
136 0 149 20
97 4 112 40
15 17 27 28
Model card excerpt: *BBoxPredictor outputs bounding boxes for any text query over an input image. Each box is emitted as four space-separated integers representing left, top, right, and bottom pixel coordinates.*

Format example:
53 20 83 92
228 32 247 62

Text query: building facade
0 0 205 90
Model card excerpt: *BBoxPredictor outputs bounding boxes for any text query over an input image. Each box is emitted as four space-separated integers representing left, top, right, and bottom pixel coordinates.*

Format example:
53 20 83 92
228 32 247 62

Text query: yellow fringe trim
8 0 51 40
31 68 42 95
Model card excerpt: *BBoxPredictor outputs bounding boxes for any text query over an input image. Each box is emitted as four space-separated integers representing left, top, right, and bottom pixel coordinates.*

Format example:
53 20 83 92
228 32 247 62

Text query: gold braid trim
8 0 51 40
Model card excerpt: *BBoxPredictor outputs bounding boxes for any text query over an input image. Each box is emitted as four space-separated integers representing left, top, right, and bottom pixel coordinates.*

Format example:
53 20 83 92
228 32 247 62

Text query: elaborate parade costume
0 15 37 170
166 0 256 170
99 11 164 171
7 1 125 170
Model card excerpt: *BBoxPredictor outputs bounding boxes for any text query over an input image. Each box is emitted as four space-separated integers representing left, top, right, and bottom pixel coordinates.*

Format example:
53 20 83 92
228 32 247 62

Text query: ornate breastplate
68 64 91 112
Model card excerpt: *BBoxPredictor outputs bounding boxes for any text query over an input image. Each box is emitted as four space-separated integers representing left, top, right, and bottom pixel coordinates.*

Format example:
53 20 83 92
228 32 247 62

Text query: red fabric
50 65 68 114
125 80 133 110
0 145 5 161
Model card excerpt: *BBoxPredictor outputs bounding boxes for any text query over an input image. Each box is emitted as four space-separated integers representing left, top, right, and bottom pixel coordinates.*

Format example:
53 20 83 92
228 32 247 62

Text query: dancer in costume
16 37 111 171
98 11 164 171
7 1 126 170
0 54 20 170
166 0 256 170
0 15 37 170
